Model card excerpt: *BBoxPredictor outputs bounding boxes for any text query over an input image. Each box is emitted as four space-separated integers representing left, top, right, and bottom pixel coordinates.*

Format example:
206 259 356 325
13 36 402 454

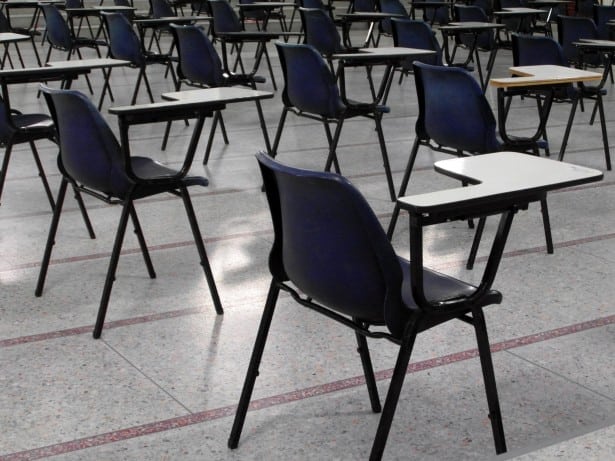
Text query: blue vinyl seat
453 5 498 79
378 0 409 37
102 12 177 104
209 0 278 90
0 98 56 209
0 9 41 66
512 33 610 170
35 86 223 339
228 152 508 460
271 42 397 201
390 18 443 86
387 62 553 268
594 4 615 40
161 23 266 162
557 15 602 68
41 4 105 94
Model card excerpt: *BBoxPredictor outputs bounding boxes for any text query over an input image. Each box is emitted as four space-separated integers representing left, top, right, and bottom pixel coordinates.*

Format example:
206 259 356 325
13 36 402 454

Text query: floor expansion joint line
1 314 613 461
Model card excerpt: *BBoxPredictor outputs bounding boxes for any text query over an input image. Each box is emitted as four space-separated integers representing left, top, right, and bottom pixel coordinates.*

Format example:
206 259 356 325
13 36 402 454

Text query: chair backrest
500 0 522 7
300 0 327 8
512 33 567 66
0 96 17 141
300 7 343 55
102 12 144 66
150 0 175 17
209 0 244 34
40 85 133 198
577 0 595 18
276 42 345 118
0 10 11 33
391 18 442 66
171 24 224 87
353 0 377 12
256 152 403 330
414 0 449 25
594 5 615 40
41 4 73 50
469 0 493 16
413 61 499 153
379 0 408 35
557 15 599 65
65 0 84 8
454 5 495 50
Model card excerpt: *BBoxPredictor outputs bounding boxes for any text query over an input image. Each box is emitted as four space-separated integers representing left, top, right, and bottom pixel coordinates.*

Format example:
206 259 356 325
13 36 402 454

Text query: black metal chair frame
228 152 511 461
34 86 223 339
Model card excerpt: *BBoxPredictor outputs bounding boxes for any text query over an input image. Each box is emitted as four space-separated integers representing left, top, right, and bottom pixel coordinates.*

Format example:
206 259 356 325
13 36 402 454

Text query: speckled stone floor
0 3 613 460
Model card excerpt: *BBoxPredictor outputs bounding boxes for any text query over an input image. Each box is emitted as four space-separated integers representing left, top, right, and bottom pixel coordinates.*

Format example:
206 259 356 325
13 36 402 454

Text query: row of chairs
1 5 611 461
30 59 508 461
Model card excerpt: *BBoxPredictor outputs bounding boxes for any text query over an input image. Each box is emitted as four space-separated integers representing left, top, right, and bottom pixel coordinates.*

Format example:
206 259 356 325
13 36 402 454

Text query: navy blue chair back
300 7 344 55
103 12 145 66
41 86 132 198
511 33 577 100
276 42 345 118
150 0 175 17
209 0 244 33
300 0 327 8
65 0 83 8
353 0 377 12
171 24 224 86
469 0 493 15
413 62 499 153
41 4 73 50
594 5 615 39
379 0 408 35
257 152 402 326
557 15 600 65
455 5 495 50
0 98 15 140
512 33 567 66
391 18 442 66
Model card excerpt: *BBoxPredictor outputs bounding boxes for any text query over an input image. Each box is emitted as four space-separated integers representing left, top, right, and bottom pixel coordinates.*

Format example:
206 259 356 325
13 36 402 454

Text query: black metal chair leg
131 68 145 105
540 197 553 254
467 216 487 270
271 107 289 159
596 95 611 171
142 70 155 103
203 111 228 165
0 141 13 206
354 326 381 413
262 44 277 91
472 308 507 454
179 186 223 315
369 319 420 461
324 119 344 174
28 141 55 210
557 95 579 162
35 178 68 297
217 111 229 144
161 119 172 151
93 198 133 338
228 281 280 449
71 185 96 239
386 138 420 240
128 204 156 279
321 121 340 172
374 115 396 202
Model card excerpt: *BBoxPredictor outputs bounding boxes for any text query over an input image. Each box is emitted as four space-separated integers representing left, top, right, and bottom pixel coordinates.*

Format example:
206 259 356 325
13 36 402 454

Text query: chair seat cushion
345 100 390 115
130 156 208 198
13 113 54 131
398 256 502 330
